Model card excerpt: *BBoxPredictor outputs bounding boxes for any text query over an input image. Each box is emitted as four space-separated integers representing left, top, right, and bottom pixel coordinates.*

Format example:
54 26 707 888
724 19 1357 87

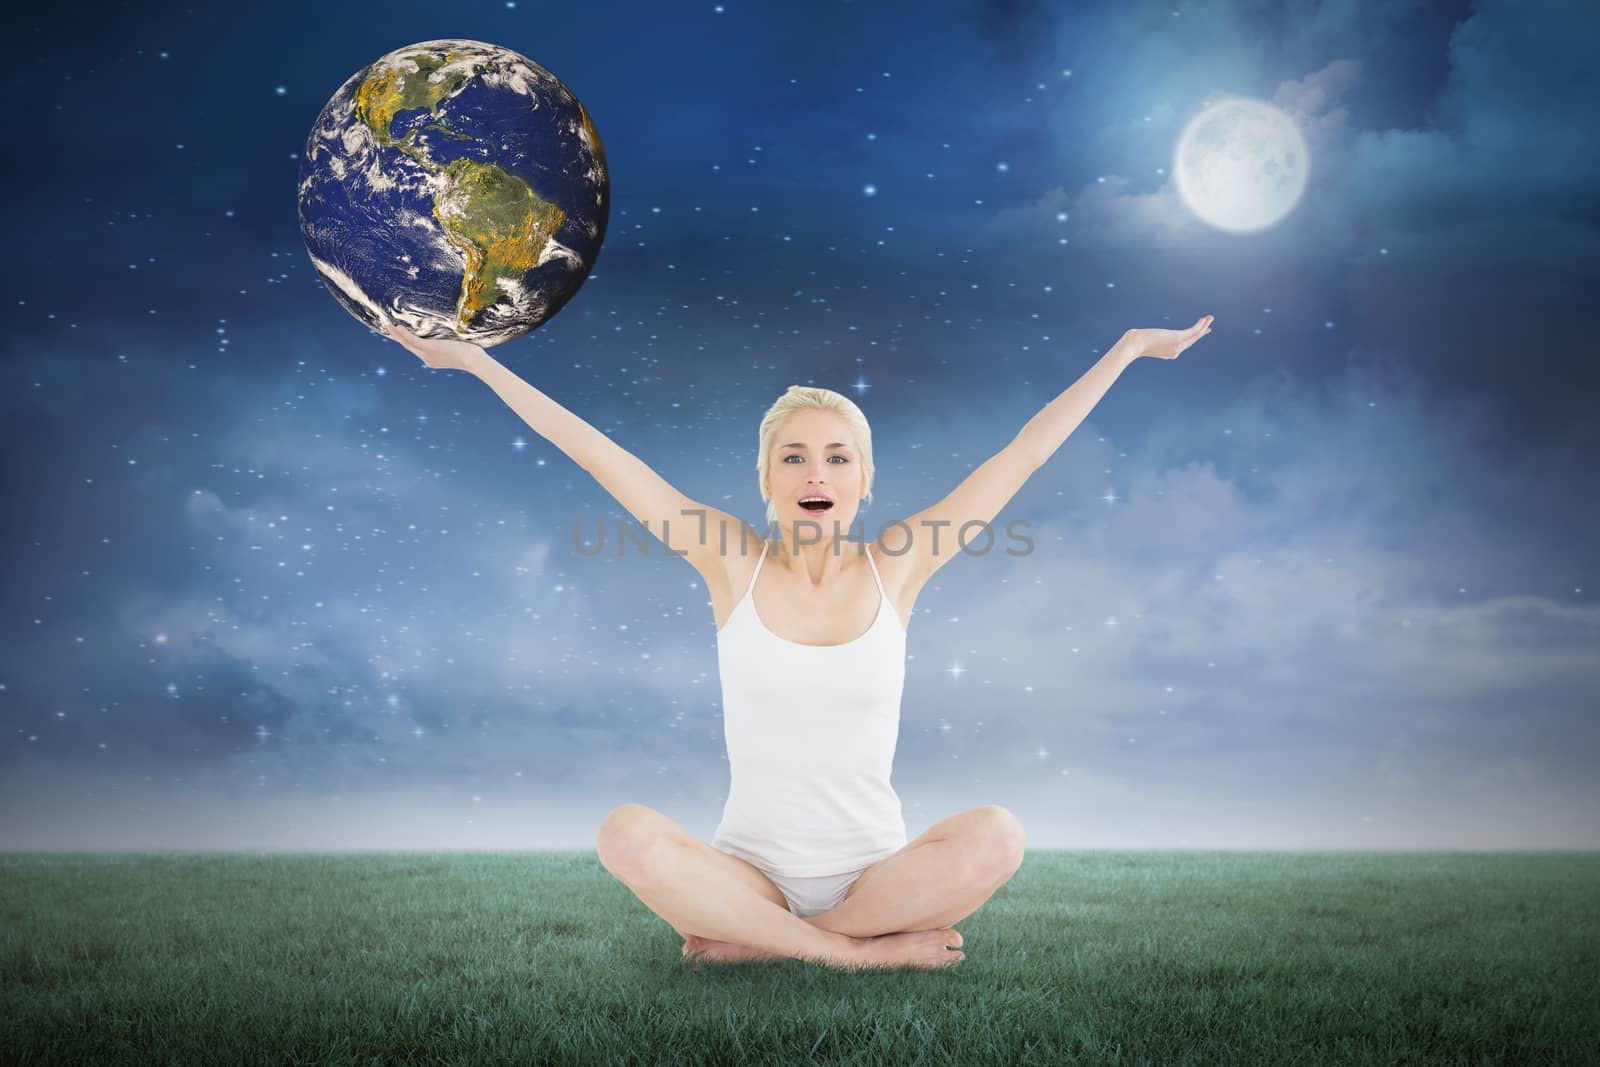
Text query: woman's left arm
1014 315 1213 467
891 315 1215 589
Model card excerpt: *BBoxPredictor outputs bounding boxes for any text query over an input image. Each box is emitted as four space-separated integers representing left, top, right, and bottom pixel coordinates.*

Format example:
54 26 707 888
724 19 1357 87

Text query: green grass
2 851 1595 1065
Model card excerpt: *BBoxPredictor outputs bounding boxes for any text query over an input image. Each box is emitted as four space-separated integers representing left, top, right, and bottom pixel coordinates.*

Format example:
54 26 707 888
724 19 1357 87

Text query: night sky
5 0 1596 851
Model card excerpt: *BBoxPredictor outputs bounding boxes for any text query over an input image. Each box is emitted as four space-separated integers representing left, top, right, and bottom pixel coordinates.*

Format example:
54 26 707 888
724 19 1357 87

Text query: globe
297 39 609 347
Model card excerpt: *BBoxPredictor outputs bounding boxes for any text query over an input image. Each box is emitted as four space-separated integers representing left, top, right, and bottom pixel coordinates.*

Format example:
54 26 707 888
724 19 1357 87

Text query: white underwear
765 866 870 918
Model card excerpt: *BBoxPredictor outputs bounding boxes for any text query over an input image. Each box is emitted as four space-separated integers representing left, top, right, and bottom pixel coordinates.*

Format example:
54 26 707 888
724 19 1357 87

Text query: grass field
3 850 1595 1065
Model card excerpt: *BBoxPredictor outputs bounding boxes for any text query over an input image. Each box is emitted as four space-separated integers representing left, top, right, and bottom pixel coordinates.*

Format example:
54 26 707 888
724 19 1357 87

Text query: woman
382 313 1214 972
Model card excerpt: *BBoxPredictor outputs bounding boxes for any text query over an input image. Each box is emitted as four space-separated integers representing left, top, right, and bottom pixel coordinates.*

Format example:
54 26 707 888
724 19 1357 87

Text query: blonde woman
383 313 1214 971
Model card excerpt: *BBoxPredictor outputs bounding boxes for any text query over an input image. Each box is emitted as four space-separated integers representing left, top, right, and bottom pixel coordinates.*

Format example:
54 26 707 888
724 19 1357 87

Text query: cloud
1341 0 1600 268
1272 57 1362 141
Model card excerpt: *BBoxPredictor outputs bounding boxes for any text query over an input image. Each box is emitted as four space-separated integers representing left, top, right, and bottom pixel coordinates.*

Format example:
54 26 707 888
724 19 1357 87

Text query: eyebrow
781 442 852 449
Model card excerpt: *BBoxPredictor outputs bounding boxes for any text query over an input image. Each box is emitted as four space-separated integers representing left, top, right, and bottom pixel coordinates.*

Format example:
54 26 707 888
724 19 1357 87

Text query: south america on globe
297 40 609 347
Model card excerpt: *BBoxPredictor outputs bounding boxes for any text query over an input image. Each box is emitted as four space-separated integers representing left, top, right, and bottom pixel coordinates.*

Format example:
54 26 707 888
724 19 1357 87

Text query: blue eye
783 454 848 463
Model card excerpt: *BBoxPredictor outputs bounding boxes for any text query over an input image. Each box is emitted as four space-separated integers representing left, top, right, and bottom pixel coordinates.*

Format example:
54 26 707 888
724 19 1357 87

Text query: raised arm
382 322 751 577
897 317 1212 588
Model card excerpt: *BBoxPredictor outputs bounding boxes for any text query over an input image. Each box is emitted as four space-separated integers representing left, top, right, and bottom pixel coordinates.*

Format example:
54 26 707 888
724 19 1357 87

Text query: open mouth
799 498 835 512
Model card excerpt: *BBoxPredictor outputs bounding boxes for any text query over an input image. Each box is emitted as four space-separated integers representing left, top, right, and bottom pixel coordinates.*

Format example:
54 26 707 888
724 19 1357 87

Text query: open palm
382 320 485 373
1131 315 1214 361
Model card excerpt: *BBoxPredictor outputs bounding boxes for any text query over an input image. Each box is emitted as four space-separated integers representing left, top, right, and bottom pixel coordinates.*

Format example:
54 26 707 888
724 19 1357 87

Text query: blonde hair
757 385 875 527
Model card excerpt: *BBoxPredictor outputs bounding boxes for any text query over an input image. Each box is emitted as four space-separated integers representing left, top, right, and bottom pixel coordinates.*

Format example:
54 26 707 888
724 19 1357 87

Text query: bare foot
855 928 965 971
683 928 965 971
682 934 785 964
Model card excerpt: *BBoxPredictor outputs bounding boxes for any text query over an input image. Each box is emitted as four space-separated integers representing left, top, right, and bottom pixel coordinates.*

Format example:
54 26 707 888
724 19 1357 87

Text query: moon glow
1175 98 1310 233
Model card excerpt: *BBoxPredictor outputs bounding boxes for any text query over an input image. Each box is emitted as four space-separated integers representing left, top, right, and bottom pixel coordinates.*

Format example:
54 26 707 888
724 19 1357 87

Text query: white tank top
711 539 909 877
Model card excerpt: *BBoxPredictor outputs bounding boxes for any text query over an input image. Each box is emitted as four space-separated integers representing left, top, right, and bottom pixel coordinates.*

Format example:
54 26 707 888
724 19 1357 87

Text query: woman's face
765 409 866 544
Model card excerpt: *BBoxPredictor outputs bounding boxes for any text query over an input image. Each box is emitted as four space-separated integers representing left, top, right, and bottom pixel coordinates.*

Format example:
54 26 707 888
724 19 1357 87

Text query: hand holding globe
382 320 484 373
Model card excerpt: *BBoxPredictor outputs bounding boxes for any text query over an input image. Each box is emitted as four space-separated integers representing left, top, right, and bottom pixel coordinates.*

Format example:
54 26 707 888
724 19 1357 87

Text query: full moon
1175 97 1309 233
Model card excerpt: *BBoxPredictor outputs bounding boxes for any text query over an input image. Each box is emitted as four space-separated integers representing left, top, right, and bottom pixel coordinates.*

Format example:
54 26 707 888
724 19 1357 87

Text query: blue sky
3 0 1596 850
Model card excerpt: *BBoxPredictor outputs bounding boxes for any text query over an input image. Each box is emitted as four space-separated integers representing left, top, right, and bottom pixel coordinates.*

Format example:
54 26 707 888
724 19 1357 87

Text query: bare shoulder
868 536 922 629
683 503 766 595
867 536 915 585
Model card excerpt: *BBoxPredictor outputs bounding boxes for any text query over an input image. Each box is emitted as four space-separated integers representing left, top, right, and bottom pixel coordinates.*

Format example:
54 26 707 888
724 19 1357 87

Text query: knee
975 804 1027 878
594 803 656 873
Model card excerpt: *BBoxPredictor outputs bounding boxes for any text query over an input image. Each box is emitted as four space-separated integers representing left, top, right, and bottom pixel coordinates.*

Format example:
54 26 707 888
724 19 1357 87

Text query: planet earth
297 39 609 347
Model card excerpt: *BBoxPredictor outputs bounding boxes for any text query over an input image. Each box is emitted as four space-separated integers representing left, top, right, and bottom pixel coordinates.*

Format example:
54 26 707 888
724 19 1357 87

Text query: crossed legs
594 803 1025 962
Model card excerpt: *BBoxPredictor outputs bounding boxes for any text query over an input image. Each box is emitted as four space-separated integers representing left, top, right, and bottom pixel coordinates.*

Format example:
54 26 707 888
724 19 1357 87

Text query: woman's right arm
383 323 754 571
463 344 623 477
